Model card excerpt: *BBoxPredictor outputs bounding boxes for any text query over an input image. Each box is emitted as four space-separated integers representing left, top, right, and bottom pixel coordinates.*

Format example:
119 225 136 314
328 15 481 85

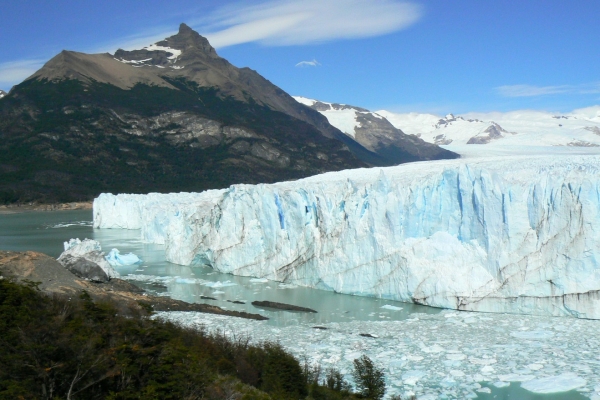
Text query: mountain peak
178 22 194 34
114 23 218 68
162 23 217 58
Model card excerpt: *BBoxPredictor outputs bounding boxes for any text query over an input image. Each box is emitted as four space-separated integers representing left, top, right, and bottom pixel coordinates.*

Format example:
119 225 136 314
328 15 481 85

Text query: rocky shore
0 201 93 214
0 250 267 320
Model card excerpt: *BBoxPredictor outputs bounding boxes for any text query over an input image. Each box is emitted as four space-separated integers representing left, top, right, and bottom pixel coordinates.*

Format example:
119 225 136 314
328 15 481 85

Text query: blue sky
1 0 599 114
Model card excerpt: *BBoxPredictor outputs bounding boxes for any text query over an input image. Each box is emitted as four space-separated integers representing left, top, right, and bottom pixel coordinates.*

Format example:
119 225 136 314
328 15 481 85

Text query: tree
352 355 385 400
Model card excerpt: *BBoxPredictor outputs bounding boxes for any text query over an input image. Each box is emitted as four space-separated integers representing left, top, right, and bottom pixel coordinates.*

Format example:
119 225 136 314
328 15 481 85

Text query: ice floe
154 309 600 399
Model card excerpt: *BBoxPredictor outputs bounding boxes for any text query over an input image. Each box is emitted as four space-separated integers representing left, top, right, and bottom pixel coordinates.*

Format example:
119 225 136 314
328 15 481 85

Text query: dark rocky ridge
300 100 458 164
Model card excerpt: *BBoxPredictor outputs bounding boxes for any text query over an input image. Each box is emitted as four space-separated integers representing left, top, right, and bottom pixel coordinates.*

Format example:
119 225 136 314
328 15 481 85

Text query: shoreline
0 201 93 215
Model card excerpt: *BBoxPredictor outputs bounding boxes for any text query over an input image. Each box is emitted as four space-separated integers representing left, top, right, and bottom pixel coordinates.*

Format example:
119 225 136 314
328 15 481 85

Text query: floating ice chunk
493 381 510 388
421 344 445 353
381 305 403 311
521 373 586 394
498 373 535 382
278 283 298 289
469 357 497 365
477 387 492 393
510 330 554 339
105 248 142 266
527 363 544 371
125 274 170 282
175 277 202 284
212 290 225 295
446 353 466 361
480 365 494 374
202 280 237 288
47 221 92 229
250 278 269 283
449 370 465 377
402 370 426 385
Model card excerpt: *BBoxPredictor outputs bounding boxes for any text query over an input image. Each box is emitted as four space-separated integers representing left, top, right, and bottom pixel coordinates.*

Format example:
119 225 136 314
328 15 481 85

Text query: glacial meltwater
1 209 598 400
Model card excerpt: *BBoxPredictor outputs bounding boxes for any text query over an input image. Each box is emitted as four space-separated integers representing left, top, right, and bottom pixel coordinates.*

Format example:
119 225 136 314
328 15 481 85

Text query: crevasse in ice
93 155 600 318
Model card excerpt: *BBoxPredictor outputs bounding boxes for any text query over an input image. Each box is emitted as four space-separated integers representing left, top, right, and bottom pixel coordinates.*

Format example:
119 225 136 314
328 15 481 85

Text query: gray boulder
58 254 110 283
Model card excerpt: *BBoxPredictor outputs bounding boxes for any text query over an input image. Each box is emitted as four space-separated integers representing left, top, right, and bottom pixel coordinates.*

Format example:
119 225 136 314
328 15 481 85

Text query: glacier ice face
94 155 600 318
59 238 120 279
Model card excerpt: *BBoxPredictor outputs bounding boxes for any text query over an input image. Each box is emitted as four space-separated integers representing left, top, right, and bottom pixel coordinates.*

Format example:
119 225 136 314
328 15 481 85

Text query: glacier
94 155 600 318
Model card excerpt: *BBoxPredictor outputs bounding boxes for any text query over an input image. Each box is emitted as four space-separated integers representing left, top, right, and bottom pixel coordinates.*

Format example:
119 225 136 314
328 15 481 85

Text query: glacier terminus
94 155 600 319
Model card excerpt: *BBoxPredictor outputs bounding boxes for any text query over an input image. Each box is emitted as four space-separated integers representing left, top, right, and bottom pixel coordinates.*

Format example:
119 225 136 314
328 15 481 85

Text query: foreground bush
0 279 339 399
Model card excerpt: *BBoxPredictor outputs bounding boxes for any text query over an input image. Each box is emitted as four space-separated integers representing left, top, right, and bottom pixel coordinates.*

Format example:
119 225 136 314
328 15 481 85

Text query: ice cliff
94 155 600 318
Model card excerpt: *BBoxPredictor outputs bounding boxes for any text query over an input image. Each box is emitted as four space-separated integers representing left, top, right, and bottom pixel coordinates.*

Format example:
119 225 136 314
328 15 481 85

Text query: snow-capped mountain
377 107 600 149
0 90 6 99
294 97 457 164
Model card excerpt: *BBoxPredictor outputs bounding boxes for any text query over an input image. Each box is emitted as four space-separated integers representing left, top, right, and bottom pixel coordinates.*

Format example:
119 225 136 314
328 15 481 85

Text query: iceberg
94 155 600 318
105 248 142 266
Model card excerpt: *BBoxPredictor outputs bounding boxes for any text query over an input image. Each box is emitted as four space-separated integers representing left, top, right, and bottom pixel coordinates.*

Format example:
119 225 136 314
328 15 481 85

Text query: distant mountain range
0 24 455 204
297 95 600 155
377 109 600 148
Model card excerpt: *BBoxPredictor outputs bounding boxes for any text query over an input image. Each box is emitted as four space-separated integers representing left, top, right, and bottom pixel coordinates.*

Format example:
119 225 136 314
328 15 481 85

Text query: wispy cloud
199 0 422 48
497 83 600 97
0 59 46 90
295 59 321 68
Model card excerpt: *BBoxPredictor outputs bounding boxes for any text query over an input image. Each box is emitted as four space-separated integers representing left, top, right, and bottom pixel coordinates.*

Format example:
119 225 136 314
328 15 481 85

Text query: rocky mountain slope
294 97 457 163
0 90 6 99
377 108 600 148
0 24 457 204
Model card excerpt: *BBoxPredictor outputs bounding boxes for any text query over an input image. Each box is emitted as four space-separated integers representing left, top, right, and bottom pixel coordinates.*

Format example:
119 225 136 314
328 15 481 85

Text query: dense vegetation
0 279 408 400
0 78 367 204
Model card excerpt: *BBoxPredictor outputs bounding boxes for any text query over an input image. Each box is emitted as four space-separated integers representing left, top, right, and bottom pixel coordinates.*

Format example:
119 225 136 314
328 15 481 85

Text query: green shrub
352 355 386 400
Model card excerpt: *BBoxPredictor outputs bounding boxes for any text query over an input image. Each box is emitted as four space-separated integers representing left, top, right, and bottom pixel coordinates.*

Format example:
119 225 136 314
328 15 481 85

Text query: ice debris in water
521 373 586 394
381 305 403 311
125 274 236 289
105 248 142 266
153 309 600 400
250 278 269 283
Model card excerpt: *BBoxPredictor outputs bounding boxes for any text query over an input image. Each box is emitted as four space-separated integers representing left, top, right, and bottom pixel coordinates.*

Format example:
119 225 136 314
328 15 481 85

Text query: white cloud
497 83 600 97
198 0 422 48
0 59 46 90
295 59 321 68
